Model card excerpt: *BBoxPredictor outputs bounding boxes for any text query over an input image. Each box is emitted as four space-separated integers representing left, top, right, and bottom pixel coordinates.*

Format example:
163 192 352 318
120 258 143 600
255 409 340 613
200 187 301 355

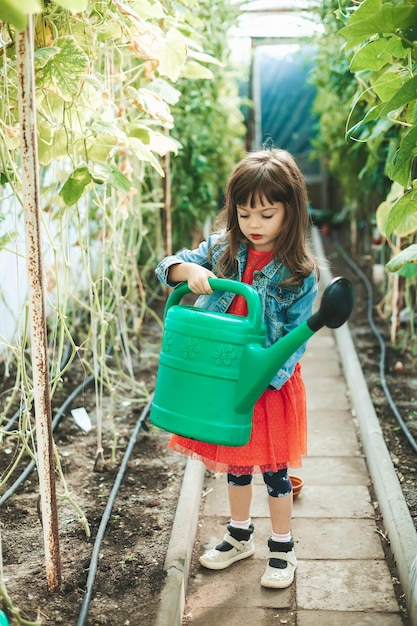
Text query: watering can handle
165 277 263 328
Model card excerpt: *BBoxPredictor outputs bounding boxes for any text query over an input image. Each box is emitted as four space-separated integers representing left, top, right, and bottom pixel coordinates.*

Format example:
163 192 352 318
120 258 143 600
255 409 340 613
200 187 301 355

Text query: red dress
168 248 307 473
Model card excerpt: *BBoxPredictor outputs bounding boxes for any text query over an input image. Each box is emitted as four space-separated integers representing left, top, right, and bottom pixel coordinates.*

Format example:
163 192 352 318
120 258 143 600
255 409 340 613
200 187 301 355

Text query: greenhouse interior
0 0 417 625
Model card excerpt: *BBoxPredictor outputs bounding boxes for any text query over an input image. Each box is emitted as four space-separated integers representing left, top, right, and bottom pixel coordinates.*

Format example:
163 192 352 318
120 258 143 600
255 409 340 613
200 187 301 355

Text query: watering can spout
234 276 354 413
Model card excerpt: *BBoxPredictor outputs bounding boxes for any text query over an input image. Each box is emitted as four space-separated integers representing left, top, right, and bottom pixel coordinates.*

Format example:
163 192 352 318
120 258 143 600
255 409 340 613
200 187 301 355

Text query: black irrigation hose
3 342 74 433
332 231 417 454
76 395 153 626
0 373 95 506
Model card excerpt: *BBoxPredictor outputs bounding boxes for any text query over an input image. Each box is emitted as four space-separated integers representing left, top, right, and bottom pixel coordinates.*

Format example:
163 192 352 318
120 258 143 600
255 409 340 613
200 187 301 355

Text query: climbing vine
311 0 417 345
0 0 245 499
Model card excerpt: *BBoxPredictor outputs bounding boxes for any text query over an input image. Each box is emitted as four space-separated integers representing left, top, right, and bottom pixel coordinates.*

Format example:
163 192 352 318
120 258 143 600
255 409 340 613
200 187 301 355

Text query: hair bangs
231 168 288 208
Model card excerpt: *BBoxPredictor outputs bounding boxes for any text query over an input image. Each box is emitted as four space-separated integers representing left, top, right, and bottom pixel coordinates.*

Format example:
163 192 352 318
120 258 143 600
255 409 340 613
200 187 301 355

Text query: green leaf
37 122 68 165
85 135 117 162
131 0 166 19
376 200 392 238
34 47 60 69
36 36 89 102
187 49 223 67
127 86 174 128
52 0 88 11
128 137 164 176
340 4 417 45
108 165 132 192
350 37 406 72
89 163 133 191
181 60 215 80
386 187 417 237
90 120 127 141
396 263 417 278
372 69 404 102
392 211 417 238
380 76 417 116
347 0 381 24
147 130 181 156
387 126 417 188
0 0 42 30
386 244 417 276
59 166 92 206
346 104 385 140
153 27 187 82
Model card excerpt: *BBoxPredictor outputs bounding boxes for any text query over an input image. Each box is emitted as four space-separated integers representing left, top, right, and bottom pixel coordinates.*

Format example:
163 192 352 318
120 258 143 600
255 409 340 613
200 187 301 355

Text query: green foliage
310 0 389 220
311 0 417 339
0 0 246 446
339 0 417 285
168 0 246 249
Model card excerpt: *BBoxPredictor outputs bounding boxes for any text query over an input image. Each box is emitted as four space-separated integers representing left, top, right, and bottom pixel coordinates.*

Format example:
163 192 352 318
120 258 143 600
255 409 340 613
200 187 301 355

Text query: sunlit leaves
59 166 92 206
384 187 417 237
386 127 417 188
36 36 89 102
52 0 88 11
114 1 187 81
152 27 187 82
0 0 42 30
127 86 174 128
386 244 417 278
350 37 406 73
127 137 164 176
59 163 133 205
380 77 417 117
340 2 417 48
338 0 417 261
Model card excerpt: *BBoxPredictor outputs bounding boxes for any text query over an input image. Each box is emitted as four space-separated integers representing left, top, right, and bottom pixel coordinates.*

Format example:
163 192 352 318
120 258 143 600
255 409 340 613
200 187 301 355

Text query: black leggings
227 468 292 498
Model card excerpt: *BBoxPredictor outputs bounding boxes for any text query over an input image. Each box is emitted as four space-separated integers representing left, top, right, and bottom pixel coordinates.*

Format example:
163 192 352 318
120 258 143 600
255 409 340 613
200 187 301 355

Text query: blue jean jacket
155 234 318 389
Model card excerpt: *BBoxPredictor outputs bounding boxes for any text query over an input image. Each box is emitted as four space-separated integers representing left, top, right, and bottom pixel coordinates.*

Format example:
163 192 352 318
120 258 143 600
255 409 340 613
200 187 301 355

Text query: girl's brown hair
213 149 318 285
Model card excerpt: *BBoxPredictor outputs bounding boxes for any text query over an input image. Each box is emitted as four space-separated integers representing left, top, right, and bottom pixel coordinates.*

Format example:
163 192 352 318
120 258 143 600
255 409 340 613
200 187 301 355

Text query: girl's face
236 197 286 252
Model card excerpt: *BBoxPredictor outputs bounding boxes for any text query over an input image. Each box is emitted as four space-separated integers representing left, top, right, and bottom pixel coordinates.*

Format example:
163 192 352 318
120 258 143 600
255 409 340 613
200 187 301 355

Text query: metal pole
16 18 62 593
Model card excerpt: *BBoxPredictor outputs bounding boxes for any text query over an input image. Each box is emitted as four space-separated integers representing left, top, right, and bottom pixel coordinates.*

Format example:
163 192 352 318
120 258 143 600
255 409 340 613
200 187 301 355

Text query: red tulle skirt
168 363 307 474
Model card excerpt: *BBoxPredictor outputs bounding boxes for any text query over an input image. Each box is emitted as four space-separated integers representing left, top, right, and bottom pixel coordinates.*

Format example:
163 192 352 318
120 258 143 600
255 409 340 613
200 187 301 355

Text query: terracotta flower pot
289 475 304 498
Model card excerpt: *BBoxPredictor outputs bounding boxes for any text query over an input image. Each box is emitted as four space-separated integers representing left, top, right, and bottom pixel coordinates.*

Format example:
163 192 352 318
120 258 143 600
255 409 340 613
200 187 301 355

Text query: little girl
155 148 318 588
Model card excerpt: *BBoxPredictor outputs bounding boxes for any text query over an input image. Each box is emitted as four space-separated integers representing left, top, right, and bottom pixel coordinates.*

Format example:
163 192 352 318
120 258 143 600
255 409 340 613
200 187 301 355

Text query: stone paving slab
297 610 404 626
202 480 376 519
183 606 297 626
305 379 351 410
306 410 362 456
196 516 385 561
291 455 368 483
185 558 293 609
297 559 400 612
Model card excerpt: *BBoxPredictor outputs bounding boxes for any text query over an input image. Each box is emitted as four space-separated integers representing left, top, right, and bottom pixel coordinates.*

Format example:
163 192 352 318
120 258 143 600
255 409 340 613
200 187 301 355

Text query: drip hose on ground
331 231 417 454
76 395 154 626
3 341 74 433
0 373 95 507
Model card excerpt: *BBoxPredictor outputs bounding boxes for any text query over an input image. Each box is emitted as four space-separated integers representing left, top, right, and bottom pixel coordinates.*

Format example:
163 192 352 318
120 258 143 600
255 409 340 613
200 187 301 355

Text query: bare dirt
1 225 416 626
0 300 187 626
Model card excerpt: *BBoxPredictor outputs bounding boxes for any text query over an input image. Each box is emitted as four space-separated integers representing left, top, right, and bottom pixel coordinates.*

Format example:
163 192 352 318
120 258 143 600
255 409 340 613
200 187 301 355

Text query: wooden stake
16 18 62 593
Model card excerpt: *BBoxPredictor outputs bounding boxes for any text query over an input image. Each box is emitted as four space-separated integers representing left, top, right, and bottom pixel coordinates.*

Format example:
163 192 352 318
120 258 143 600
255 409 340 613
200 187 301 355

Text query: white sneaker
199 531 255 570
261 549 297 588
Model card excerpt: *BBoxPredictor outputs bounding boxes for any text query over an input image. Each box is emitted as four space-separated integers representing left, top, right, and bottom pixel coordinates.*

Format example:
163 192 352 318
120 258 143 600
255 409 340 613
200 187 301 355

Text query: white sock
271 531 292 543
230 518 252 530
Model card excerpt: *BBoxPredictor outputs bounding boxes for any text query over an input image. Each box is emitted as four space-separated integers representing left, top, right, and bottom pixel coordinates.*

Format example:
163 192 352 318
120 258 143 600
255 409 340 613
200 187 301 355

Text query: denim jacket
155 234 318 390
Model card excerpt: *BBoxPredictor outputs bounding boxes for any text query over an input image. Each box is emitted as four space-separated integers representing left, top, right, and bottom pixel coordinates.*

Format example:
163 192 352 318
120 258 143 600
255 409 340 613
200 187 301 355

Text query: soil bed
0 302 187 626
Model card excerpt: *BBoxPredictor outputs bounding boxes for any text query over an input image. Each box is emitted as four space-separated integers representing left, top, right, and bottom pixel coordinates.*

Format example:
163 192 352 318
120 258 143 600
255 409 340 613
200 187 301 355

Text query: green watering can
150 276 354 446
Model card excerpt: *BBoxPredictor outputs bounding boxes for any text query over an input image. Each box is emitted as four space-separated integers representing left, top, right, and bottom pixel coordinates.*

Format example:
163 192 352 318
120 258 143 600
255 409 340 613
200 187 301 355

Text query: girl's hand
186 264 216 294
168 262 216 294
